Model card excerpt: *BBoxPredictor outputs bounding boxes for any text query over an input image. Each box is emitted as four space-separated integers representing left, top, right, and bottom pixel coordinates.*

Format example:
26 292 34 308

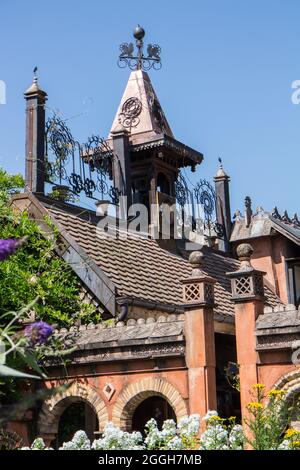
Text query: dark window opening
157 173 170 195
132 177 149 208
287 261 300 308
215 333 241 422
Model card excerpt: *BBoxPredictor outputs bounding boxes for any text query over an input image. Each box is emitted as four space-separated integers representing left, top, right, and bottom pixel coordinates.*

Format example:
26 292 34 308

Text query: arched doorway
38 381 108 445
132 396 176 434
56 400 99 448
112 377 188 431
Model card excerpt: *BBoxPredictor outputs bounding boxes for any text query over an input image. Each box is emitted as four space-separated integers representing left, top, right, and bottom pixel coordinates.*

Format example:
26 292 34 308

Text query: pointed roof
24 76 47 98
109 70 173 143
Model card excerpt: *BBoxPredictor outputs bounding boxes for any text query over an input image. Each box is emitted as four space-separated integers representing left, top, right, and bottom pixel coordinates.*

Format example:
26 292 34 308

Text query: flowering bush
92 423 144 450
0 168 98 327
22 416 200 450
200 412 244 450
0 238 24 262
60 431 91 450
144 415 200 450
244 384 300 450
24 321 54 346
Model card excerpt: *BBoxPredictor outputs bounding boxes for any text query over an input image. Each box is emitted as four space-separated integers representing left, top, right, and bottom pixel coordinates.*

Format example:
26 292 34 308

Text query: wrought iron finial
218 157 222 167
33 66 38 83
282 210 292 224
118 25 162 71
292 213 300 228
271 206 281 220
244 196 252 228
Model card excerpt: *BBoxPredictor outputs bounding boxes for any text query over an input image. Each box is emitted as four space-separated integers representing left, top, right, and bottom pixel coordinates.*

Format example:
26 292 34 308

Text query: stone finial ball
189 250 204 267
236 243 254 260
133 25 145 40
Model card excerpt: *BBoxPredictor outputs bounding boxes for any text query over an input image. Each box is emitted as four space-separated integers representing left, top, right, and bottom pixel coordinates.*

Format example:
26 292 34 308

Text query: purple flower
0 238 24 261
24 321 54 346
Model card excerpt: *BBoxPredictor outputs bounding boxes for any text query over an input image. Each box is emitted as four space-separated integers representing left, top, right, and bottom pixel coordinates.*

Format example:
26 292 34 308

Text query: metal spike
271 207 281 219
282 210 292 224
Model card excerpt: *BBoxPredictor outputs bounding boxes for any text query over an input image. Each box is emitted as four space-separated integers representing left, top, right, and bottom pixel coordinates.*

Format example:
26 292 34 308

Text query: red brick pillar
182 251 217 420
227 243 265 424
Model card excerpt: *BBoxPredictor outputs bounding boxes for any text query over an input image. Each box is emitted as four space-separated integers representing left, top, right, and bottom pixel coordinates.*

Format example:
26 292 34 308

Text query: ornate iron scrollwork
118 25 162 71
194 179 216 223
193 179 225 239
175 174 225 240
45 114 119 204
175 173 188 208
118 97 142 129
145 81 168 134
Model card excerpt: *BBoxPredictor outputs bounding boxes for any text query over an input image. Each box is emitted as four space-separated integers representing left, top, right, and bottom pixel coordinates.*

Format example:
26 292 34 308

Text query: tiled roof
230 208 300 246
42 201 281 317
256 305 300 351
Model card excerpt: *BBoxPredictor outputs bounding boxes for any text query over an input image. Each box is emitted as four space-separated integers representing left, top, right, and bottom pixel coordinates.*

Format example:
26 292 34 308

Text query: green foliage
0 168 100 327
0 168 24 204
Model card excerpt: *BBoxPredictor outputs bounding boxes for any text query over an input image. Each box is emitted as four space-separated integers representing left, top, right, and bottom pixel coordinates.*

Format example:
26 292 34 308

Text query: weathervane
33 66 38 82
118 25 162 71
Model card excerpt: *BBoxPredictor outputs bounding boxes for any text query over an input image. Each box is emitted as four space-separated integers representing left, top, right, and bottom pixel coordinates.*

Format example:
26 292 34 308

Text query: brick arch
273 369 300 401
112 377 188 430
37 381 108 435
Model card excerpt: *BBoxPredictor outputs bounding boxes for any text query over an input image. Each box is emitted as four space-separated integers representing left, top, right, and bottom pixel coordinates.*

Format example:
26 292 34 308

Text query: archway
38 381 108 443
56 400 99 448
272 369 300 430
112 377 188 431
132 395 176 434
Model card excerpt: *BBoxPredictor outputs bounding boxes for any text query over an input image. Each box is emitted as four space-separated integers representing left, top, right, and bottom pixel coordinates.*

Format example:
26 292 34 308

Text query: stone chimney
214 159 231 252
24 72 47 194
182 251 217 422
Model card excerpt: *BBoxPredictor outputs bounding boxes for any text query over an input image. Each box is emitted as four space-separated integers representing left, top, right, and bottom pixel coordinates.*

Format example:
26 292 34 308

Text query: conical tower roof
109 69 173 143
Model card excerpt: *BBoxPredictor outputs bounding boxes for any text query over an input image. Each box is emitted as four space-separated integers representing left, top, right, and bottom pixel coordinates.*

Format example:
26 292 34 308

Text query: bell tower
108 26 203 237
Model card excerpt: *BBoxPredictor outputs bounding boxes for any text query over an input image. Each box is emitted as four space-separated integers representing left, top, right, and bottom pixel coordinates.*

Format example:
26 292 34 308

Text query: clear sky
0 0 299 215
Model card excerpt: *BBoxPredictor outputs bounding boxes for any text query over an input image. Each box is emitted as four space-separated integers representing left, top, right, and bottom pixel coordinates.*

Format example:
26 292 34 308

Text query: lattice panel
184 283 201 302
204 283 214 304
253 273 264 297
234 276 252 296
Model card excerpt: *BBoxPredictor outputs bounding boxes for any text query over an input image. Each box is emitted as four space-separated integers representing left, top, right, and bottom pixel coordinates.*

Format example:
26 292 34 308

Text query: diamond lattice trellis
184 283 201 302
234 276 252 296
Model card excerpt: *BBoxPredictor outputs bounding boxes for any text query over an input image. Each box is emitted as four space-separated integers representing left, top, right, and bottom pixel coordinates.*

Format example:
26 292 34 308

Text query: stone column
24 76 47 194
226 243 265 423
182 251 217 419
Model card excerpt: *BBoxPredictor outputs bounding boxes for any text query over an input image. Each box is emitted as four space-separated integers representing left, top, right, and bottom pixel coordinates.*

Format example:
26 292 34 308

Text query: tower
107 26 203 236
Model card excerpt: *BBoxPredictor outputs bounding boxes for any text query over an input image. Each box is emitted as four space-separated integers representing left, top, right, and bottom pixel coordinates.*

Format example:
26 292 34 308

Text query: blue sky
0 0 299 215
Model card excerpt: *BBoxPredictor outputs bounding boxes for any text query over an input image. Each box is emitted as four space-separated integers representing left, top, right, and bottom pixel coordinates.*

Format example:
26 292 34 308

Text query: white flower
92 422 144 450
60 430 91 450
166 436 185 450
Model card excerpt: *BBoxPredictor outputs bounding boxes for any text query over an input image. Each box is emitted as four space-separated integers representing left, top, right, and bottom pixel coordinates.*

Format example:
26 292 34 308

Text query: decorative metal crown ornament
118 25 162 71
